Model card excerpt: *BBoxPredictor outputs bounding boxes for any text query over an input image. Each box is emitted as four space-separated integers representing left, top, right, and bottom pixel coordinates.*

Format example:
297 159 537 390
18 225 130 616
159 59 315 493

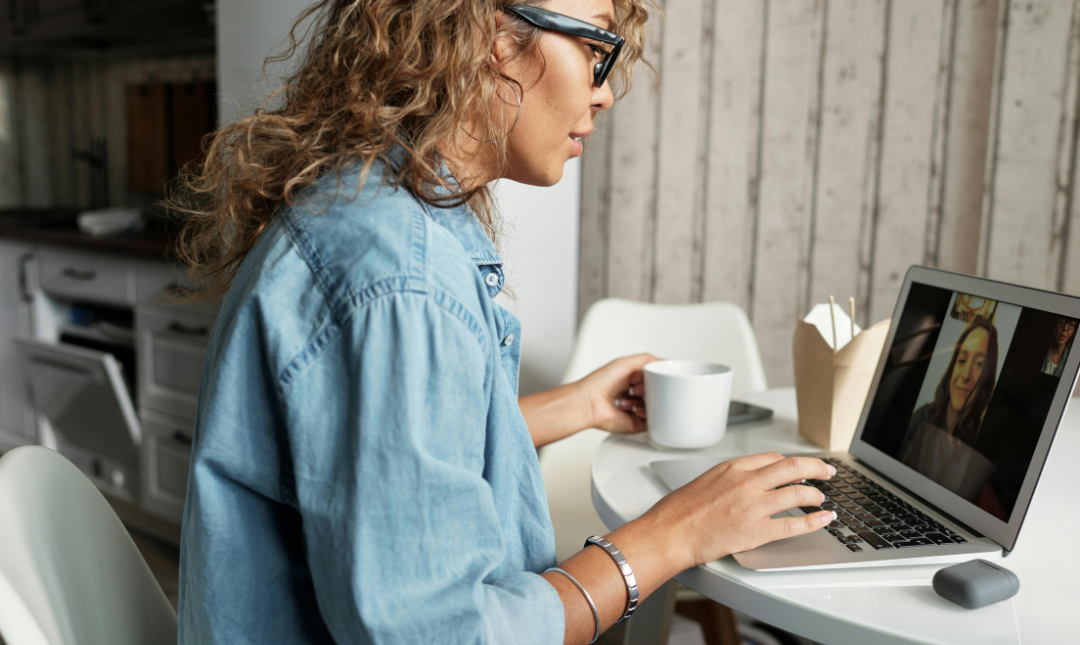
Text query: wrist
574 379 602 431
606 512 693 590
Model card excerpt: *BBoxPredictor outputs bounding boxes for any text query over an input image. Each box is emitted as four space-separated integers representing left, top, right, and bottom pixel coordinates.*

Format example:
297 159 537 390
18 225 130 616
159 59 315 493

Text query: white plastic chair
0 446 177 645
539 298 768 562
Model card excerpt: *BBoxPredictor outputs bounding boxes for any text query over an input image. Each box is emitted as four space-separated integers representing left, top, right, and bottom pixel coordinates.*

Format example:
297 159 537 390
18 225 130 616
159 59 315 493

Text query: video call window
861 284 1079 523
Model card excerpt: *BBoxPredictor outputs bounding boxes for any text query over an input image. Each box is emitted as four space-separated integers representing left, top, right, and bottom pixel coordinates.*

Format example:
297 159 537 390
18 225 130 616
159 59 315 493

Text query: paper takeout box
793 314 891 451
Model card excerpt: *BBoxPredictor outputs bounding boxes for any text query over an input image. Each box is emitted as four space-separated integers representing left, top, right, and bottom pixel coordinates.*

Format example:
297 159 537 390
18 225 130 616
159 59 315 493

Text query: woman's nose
594 80 615 112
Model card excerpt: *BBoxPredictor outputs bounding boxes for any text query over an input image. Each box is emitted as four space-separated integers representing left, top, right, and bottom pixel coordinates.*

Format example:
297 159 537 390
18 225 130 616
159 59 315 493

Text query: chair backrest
540 298 768 561
0 446 177 645
561 298 767 395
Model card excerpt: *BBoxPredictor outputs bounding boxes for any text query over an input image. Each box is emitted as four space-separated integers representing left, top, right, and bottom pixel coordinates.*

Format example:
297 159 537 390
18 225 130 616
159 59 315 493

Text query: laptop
651 266 1080 571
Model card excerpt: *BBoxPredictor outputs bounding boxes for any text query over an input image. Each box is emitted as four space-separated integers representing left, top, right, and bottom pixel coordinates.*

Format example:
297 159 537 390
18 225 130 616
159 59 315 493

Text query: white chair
0 446 177 645
539 298 768 563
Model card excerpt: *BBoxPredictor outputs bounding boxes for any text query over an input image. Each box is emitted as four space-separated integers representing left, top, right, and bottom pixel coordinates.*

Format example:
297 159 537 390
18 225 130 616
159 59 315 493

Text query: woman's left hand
578 354 662 435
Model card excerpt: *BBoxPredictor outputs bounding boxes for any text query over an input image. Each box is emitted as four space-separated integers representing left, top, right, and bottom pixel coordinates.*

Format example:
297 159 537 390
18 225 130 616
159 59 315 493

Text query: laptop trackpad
650 457 723 491
650 459 811 512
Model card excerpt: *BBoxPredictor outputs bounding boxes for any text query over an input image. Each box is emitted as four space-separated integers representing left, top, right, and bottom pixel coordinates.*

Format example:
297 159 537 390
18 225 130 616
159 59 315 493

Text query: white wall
217 0 581 396
216 0 308 122
494 169 581 395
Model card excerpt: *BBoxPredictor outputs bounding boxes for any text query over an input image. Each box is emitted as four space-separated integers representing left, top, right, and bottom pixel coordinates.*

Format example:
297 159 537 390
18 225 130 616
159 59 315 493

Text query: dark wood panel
170 80 214 174
126 83 168 193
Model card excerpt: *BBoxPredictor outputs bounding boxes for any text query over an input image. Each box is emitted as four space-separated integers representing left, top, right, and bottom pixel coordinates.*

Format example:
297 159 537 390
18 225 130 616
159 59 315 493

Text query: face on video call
1055 318 1076 346
944 322 995 439
909 299 1004 453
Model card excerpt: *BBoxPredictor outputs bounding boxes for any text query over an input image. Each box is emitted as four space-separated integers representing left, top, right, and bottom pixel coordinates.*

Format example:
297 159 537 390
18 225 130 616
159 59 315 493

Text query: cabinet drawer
137 305 212 421
139 408 192 523
39 249 132 304
134 260 182 303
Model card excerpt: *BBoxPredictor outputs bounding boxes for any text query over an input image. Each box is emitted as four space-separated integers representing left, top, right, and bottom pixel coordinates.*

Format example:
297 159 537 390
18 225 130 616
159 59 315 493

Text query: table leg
674 598 740 645
602 579 677 645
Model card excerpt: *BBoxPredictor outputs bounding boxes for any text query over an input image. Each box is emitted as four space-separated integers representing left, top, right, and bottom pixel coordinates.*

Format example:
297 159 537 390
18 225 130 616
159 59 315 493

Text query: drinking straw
849 296 856 338
829 295 838 355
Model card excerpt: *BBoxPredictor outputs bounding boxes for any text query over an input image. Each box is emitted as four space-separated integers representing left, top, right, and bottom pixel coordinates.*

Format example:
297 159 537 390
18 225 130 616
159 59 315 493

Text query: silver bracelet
584 535 639 622
546 567 600 644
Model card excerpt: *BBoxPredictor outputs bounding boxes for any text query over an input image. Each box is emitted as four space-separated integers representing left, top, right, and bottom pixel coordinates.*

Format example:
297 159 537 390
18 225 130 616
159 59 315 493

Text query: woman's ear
491 10 514 66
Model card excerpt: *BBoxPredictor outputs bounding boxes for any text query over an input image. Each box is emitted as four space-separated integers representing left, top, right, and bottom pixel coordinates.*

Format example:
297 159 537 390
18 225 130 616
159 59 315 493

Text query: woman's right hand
548 452 837 644
641 452 837 570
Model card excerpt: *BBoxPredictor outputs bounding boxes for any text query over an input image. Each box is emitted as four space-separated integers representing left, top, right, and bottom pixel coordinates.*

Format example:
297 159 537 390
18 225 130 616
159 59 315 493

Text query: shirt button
503 334 514 346
485 273 499 287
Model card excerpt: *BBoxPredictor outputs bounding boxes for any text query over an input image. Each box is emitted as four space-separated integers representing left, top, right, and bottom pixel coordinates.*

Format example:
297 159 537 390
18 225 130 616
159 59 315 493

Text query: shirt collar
385 144 503 267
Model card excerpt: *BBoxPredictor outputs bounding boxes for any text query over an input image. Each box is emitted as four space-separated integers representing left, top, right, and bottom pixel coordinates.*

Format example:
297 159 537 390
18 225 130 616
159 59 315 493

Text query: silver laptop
652 266 1080 571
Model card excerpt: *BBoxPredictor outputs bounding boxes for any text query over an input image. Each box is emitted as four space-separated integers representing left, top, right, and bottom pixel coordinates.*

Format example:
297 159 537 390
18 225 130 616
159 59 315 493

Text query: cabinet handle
62 267 97 281
18 252 33 303
168 321 208 336
172 431 193 447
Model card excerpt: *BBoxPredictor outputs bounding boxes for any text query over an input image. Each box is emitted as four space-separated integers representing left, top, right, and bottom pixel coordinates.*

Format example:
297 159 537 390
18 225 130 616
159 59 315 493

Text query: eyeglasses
505 4 625 88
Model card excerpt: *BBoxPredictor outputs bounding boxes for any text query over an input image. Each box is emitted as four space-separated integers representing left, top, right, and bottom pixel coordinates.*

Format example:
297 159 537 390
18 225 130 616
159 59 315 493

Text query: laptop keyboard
797 458 968 553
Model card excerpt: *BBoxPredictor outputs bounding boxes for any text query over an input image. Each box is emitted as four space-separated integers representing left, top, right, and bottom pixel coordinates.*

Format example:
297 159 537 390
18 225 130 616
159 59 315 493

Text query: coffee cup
643 360 733 449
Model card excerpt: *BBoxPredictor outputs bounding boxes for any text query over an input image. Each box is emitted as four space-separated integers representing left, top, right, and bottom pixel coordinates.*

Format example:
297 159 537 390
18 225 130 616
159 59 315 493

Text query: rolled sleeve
284 290 563 644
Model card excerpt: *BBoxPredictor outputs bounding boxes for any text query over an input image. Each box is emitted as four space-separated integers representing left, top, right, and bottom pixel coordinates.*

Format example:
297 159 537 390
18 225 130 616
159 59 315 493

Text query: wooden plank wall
982 0 1080 296
581 0 1014 386
0 53 214 210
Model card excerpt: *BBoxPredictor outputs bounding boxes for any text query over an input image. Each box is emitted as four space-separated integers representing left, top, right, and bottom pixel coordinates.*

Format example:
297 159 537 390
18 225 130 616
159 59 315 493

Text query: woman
1041 317 1076 377
172 1 837 643
900 316 998 497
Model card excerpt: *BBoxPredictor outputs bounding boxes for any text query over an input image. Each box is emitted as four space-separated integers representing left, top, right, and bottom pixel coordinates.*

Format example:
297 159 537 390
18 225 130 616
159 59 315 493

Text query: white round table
591 388 1079 645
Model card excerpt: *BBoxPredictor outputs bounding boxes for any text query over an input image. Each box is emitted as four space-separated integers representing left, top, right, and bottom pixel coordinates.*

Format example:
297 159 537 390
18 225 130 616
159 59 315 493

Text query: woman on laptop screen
901 314 1001 499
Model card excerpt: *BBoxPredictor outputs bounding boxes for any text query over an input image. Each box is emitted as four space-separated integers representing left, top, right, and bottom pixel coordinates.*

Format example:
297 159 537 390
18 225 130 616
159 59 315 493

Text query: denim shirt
178 157 563 644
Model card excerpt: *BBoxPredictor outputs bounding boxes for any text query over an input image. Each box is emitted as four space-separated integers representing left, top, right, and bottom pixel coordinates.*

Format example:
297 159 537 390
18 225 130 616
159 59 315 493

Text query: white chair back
0 446 177 645
559 298 767 393
540 298 768 562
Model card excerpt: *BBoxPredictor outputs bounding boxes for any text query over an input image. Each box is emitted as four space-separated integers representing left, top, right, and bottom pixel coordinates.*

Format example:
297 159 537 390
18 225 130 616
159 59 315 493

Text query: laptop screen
859 281 1078 524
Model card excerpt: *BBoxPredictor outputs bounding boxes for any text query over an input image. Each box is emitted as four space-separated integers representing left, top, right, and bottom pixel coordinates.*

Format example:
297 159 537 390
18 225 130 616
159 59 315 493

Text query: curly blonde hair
169 0 654 298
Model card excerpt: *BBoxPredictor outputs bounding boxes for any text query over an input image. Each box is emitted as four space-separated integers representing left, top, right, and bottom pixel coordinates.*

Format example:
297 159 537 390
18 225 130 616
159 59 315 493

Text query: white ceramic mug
643 360 733 449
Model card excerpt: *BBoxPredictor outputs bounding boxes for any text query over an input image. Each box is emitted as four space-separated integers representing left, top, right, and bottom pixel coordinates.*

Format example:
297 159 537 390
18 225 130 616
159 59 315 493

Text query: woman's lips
568 136 583 157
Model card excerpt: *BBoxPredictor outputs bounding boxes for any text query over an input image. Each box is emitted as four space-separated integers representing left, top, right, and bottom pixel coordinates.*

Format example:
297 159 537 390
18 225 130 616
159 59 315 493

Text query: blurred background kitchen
0 0 221 609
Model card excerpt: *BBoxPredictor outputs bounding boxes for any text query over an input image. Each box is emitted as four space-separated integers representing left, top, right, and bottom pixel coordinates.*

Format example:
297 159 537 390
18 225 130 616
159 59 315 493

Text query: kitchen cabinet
0 241 36 450
2 240 214 532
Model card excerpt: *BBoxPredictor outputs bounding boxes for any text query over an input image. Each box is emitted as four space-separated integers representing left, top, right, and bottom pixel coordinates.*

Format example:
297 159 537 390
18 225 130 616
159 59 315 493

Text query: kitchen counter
0 209 177 259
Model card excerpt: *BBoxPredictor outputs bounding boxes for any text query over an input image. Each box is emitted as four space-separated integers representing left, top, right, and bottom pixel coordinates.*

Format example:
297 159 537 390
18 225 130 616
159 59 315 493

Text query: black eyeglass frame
505 4 625 88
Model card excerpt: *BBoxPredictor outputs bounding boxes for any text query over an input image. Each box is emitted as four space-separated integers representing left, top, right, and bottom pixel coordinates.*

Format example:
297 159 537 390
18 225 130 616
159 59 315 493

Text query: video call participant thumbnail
1041 317 1076 377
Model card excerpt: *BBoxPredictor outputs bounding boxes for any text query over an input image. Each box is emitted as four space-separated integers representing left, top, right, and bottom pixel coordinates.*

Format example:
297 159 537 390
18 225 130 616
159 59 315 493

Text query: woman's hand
550 453 837 644
577 353 661 435
519 354 660 448
624 453 838 570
